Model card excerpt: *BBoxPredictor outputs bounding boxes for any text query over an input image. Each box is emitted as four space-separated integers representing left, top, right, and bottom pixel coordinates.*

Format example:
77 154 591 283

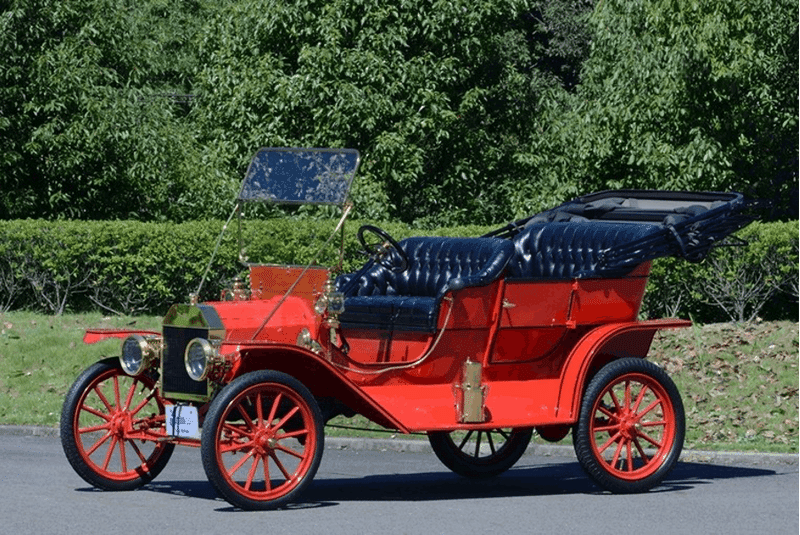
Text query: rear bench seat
507 222 659 280
338 237 514 332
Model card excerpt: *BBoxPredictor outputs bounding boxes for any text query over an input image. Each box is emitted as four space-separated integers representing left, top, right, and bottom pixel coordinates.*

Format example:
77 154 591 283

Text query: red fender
555 318 691 420
83 328 161 344
225 341 410 434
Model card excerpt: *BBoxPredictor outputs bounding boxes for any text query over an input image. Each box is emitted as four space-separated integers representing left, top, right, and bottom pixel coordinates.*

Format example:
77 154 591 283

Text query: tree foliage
0 0 228 221
191 0 593 225
0 0 796 224
525 0 798 219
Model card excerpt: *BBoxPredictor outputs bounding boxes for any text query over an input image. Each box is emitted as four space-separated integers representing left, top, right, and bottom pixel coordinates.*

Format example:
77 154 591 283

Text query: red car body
61 148 753 509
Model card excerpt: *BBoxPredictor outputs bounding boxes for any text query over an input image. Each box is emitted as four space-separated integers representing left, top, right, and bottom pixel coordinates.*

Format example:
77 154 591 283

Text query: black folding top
487 190 755 276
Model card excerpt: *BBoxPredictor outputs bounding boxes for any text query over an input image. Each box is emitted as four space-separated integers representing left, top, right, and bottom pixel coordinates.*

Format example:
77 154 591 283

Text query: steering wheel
357 225 409 273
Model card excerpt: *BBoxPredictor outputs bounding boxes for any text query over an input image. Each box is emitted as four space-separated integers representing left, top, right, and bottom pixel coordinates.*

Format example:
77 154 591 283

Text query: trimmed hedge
0 218 796 322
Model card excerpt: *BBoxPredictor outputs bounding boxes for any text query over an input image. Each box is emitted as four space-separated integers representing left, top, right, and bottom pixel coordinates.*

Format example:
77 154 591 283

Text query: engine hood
163 296 320 343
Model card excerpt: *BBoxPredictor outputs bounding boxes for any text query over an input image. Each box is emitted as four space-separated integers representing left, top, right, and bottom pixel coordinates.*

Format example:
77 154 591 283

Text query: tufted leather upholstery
508 222 658 279
338 237 513 331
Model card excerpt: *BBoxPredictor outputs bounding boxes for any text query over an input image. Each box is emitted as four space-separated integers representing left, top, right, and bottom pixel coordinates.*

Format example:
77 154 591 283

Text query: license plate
165 404 200 439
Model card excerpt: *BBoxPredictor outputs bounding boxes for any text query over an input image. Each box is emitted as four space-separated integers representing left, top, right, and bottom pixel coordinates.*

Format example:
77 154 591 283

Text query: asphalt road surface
1 433 796 535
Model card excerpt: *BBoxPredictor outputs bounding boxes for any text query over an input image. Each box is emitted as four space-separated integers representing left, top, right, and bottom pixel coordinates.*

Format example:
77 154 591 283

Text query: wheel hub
110 411 131 437
253 429 277 455
618 410 639 440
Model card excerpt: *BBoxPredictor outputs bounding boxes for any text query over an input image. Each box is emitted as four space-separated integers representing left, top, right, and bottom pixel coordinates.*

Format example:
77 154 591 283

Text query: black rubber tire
574 358 685 493
201 370 324 510
60 357 174 491
428 428 533 478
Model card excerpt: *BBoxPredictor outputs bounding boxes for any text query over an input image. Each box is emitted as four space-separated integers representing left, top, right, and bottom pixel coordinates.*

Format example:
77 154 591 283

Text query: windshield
238 148 360 206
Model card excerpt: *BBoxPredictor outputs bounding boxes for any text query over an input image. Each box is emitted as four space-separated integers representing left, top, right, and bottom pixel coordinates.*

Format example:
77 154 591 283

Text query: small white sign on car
165 404 200 439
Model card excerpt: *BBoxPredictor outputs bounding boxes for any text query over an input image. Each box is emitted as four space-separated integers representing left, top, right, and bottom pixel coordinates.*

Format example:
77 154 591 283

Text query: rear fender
555 319 691 421
83 329 161 344
230 343 409 433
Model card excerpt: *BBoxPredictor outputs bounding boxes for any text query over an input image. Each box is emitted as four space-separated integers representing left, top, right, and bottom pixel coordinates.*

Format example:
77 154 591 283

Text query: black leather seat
507 222 658 279
338 237 514 332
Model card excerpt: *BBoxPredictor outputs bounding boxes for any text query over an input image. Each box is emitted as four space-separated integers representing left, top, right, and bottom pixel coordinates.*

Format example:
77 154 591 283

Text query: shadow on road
112 459 778 511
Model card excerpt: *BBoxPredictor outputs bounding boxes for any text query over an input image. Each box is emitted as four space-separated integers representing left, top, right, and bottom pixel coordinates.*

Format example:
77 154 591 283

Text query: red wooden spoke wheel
60 358 174 491
574 358 685 493
201 371 324 510
428 428 533 478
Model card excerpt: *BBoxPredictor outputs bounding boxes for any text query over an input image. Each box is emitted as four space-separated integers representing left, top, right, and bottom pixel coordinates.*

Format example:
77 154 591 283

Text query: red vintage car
60 148 753 510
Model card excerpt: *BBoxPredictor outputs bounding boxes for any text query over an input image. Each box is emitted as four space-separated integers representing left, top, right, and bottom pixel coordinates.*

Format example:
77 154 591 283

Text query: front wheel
60 358 174 491
574 358 685 493
428 428 533 478
201 371 324 510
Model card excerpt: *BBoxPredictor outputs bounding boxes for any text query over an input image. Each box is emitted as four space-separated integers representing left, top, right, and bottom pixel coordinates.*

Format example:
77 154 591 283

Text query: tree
0 0 228 221
524 0 798 219
191 0 595 226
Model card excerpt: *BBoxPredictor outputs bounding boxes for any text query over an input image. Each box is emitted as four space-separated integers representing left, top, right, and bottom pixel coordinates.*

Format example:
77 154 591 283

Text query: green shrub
643 221 798 323
0 218 795 322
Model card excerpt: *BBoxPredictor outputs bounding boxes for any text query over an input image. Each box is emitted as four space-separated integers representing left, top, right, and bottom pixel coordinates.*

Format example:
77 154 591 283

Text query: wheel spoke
276 428 309 440
85 430 113 456
80 403 112 422
94 385 114 414
632 384 649 413
273 405 300 431
474 431 483 458
219 432 253 454
274 443 305 460
597 404 617 419
270 451 293 481
118 437 128 473
636 429 664 449
123 378 138 411
593 424 618 433
635 398 663 421
486 431 496 454
597 431 622 455
129 439 148 464
457 430 474 451
243 454 261 491
78 421 112 435
128 387 157 418
610 438 624 468
632 437 650 463
228 449 256 477
623 380 632 410
101 435 118 471
112 376 121 411
263 455 272 492
608 389 622 412
266 392 282 428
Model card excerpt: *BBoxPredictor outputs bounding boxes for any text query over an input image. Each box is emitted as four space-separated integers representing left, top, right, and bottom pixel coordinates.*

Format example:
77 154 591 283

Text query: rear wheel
428 428 533 478
574 358 685 493
60 358 174 491
201 371 324 510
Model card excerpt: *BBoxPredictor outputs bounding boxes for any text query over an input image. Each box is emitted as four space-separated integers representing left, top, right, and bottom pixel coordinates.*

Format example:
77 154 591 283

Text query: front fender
227 341 409 433
83 328 161 344
555 318 691 420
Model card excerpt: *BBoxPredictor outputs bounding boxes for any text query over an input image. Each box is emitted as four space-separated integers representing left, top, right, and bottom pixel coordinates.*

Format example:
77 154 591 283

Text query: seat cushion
338 236 513 332
508 222 658 279
339 295 438 332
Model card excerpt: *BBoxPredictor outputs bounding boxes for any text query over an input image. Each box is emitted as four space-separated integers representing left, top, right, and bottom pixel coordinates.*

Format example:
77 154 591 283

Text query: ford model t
61 148 753 510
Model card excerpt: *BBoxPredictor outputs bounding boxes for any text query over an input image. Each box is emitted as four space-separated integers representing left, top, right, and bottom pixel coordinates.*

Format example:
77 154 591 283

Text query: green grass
0 312 162 426
648 320 799 454
1 311 796 453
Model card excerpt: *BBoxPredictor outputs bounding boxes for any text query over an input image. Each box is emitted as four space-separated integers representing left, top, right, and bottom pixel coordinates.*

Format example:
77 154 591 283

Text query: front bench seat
337 237 514 332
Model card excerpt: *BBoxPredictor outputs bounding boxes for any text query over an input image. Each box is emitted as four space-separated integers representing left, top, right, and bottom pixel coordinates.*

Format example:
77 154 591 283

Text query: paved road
1 433 796 535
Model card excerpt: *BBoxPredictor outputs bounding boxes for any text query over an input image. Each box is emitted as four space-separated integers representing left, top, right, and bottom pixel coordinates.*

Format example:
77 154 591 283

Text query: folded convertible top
486 190 755 276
